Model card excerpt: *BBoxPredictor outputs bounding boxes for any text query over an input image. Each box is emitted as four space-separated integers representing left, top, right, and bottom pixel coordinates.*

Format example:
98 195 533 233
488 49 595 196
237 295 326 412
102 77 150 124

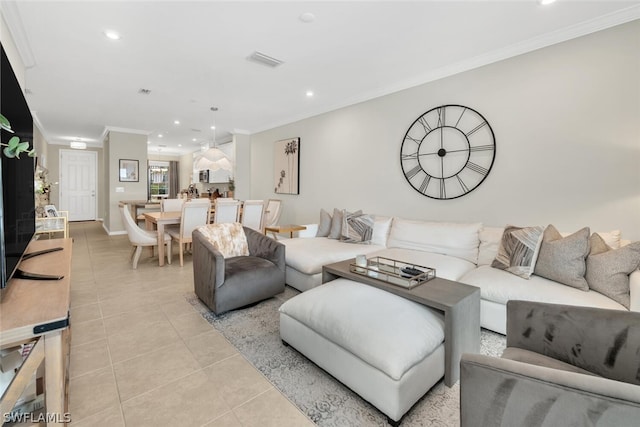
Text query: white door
59 150 97 221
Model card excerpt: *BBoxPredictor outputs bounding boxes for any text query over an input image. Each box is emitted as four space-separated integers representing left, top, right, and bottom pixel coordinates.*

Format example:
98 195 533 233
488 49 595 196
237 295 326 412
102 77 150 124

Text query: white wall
250 20 640 240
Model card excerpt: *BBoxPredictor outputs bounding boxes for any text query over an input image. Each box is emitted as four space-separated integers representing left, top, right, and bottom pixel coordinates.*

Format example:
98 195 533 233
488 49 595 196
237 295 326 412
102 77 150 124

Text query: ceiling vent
190 128 201 132
138 88 152 95
247 51 284 68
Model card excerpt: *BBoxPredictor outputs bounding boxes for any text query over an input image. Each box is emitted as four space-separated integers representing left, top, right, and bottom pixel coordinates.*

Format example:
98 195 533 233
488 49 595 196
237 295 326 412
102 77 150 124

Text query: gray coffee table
322 258 480 386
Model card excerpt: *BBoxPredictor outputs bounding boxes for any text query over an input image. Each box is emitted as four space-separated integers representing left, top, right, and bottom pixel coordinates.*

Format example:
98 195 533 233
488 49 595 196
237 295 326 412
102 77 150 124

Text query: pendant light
194 107 232 171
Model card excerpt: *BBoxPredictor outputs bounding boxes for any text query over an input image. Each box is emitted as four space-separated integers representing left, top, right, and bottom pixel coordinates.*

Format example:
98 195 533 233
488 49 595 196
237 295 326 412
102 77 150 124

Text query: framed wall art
274 137 300 195
119 159 139 182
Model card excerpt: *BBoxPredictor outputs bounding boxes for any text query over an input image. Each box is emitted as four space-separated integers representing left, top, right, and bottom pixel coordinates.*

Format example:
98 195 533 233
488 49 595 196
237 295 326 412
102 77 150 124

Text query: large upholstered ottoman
279 278 446 424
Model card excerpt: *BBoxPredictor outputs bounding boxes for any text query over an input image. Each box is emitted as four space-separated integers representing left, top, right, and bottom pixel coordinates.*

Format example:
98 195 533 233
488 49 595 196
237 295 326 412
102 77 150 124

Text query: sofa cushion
586 234 640 309
281 237 385 275
328 208 344 239
369 247 476 281
534 225 590 291
315 209 332 237
460 265 627 311
279 278 445 381
491 225 545 279
371 215 393 247
478 226 504 266
386 218 481 264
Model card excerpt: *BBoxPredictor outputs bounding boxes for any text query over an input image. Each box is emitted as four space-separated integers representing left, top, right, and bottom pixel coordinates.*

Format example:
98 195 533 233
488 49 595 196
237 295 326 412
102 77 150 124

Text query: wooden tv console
0 238 72 426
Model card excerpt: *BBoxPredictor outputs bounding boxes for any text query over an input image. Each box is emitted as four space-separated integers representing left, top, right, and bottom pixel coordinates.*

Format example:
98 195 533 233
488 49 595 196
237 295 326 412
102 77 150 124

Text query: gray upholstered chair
460 300 640 426
192 225 285 314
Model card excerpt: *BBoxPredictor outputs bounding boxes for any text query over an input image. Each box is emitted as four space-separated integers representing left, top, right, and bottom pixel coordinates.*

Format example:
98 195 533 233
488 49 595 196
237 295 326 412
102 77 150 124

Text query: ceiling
3 1 639 156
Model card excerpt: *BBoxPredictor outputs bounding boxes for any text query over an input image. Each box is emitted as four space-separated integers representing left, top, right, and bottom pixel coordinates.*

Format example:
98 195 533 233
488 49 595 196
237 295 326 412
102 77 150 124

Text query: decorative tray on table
349 256 436 289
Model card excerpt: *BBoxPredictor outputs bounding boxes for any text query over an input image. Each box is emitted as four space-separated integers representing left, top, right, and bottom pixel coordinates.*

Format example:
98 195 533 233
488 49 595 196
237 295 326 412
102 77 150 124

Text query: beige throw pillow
586 233 640 309
316 209 332 237
197 223 249 258
534 225 590 291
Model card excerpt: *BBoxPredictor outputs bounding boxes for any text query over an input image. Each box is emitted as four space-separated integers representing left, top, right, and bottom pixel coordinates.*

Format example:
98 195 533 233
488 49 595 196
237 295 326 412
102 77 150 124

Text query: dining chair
264 199 282 228
119 204 172 268
161 198 185 212
167 200 211 266
240 200 266 232
213 199 241 224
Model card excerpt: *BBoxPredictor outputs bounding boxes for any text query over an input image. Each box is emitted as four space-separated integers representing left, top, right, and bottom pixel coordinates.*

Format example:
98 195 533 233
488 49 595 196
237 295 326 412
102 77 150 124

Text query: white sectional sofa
281 216 640 334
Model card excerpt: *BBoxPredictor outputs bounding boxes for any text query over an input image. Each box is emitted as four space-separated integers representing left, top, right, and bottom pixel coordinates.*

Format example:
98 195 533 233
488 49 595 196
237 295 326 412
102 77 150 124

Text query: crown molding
251 6 640 136
104 126 152 136
0 1 36 68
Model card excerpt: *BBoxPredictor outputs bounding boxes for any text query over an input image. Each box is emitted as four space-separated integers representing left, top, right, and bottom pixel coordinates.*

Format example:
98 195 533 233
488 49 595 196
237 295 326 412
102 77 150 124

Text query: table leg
443 291 480 386
44 331 66 426
157 223 165 267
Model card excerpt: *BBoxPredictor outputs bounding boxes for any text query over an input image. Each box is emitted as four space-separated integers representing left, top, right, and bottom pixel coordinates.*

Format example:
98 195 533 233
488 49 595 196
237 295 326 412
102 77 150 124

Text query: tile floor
65 221 313 426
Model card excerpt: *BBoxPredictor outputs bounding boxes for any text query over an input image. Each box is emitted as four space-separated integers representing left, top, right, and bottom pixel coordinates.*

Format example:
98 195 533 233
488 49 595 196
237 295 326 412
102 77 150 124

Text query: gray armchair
460 300 640 426
193 226 285 314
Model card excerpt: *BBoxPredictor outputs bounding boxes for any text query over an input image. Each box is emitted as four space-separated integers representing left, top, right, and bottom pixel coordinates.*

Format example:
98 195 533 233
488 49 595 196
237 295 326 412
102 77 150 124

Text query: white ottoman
279 278 446 424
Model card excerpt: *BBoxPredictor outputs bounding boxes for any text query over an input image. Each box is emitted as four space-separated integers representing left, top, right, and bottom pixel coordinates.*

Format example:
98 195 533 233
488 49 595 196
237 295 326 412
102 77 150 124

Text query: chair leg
179 242 184 267
132 246 143 269
129 246 137 260
166 240 172 265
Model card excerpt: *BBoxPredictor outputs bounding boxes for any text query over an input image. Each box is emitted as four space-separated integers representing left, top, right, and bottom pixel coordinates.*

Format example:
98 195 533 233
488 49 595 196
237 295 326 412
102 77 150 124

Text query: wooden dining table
143 211 181 267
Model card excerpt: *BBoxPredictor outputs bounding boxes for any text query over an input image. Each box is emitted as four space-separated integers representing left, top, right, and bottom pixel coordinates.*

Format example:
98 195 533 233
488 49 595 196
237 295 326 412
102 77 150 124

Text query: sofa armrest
460 353 640 427
630 270 640 312
506 300 640 384
244 227 285 272
192 229 226 288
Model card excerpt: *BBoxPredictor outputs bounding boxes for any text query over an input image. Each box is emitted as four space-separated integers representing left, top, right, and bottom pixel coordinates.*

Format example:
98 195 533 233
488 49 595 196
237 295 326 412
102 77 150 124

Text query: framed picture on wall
119 159 139 182
274 137 300 195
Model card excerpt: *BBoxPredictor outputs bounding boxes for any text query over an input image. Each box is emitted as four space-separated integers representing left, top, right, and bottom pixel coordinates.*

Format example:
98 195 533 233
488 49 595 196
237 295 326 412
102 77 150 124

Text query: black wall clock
400 104 496 200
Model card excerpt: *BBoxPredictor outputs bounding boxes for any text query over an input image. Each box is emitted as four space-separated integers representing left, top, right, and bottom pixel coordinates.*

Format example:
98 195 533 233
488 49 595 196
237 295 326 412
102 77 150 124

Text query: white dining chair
264 199 282 228
167 200 211 266
161 198 185 212
120 204 172 269
214 199 241 224
241 200 266 232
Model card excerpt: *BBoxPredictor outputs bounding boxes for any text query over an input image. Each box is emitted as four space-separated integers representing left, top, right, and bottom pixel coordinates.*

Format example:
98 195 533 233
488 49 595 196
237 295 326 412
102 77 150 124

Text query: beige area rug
188 286 506 426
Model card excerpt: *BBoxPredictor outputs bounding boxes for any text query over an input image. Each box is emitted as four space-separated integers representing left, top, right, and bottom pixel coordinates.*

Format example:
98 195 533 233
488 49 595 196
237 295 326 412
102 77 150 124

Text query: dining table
143 211 181 266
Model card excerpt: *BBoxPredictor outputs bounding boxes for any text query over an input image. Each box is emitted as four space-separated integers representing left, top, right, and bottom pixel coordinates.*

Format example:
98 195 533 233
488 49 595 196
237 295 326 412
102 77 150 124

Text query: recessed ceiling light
299 12 316 23
306 90 314 97
539 0 556 5
210 125 215 130
147 141 151 145
174 120 180 125
192 138 197 142
178 144 182 147
158 134 163 138
104 30 121 40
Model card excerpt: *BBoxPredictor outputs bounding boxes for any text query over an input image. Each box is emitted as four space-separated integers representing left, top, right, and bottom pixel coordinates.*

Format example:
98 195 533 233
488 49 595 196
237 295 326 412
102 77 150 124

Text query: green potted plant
228 177 235 198
1 113 35 158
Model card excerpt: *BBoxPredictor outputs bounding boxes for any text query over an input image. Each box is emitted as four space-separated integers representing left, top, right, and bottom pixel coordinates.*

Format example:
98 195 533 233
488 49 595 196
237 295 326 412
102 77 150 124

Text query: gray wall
105 131 148 233
249 20 640 240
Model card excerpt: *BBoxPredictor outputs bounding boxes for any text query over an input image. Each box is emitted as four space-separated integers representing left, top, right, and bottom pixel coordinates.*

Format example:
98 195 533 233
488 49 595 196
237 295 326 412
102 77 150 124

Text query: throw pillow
341 212 374 243
585 233 640 309
327 208 344 239
315 209 332 237
196 223 249 258
534 225 590 291
491 225 545 279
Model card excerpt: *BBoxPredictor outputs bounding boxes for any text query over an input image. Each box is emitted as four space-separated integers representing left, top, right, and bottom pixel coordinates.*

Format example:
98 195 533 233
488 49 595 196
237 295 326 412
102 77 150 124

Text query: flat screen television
1 44 36 288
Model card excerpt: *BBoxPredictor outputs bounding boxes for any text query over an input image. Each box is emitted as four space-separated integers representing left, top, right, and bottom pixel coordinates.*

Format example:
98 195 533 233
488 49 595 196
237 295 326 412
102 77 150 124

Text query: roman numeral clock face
400 105 496 200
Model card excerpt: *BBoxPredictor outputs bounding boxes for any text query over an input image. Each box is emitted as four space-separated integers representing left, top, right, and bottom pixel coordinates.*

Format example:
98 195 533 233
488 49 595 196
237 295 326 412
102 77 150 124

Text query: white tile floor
66 221 313 426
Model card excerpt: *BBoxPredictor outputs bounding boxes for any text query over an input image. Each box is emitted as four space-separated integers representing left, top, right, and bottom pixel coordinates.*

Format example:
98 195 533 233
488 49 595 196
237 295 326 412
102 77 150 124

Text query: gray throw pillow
586 234 640 309
534 225 590 291
315 209 332 237
341 213 374 243
327 208 344 239
491 225 545 279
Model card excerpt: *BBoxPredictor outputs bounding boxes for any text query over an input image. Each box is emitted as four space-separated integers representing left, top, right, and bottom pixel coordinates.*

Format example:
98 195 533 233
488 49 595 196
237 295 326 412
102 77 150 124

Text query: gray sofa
192 226 285 314
460 300 640 426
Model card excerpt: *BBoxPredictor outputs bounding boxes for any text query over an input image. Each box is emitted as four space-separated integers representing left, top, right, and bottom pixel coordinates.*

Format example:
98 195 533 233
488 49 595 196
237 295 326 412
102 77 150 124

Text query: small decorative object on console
349 256 435 289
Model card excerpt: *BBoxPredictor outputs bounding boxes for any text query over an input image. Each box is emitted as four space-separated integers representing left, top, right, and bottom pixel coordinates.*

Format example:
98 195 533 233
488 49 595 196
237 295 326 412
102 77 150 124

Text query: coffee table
322 258 480 386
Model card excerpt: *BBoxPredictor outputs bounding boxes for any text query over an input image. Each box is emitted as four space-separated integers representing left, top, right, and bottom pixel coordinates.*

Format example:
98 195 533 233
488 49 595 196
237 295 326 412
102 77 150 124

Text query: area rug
187 287 506 426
